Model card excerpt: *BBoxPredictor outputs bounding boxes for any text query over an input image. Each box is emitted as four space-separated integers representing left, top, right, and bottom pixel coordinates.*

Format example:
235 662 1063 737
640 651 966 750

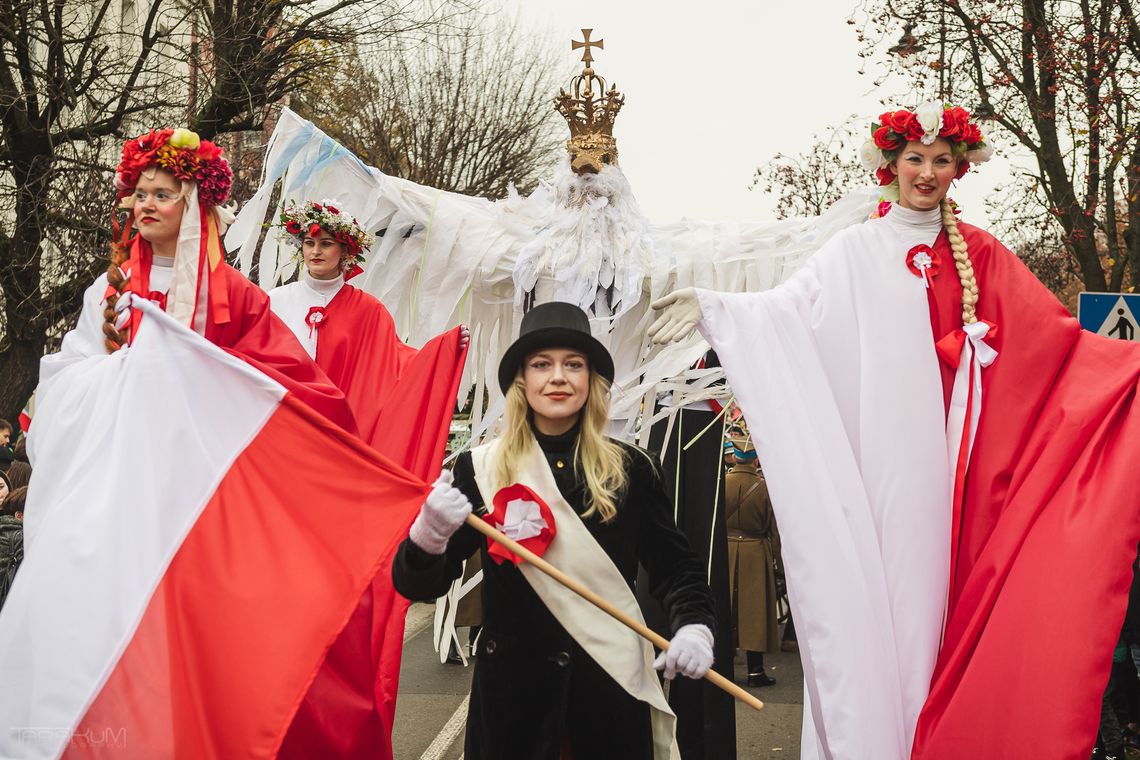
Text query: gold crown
554 29 625 173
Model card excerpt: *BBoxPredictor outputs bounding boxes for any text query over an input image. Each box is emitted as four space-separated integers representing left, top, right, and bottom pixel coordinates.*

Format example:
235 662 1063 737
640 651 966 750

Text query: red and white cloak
697 203 1140 759
1 300 430 760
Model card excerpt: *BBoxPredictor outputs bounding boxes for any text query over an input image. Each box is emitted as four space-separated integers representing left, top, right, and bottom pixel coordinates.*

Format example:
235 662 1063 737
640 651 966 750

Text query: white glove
648 288 702 345
652 623 714 680
408 470 473 555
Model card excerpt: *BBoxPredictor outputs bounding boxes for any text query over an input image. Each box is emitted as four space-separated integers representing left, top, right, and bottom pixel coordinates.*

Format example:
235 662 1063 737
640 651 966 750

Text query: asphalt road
392 603 804 759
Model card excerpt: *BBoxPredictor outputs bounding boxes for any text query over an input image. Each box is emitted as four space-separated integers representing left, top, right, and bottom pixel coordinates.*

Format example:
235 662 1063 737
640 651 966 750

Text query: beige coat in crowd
725 463 781 652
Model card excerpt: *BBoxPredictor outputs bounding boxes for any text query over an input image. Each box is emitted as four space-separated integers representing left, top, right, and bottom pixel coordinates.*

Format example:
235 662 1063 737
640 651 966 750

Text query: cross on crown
554 28 625 140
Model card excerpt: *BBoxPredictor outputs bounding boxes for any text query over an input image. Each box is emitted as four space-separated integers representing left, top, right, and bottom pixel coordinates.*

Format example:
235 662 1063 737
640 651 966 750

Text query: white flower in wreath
915 101 944 145
276 225 302 250
859 138 887 172
880 180 901 202
966 143 995 165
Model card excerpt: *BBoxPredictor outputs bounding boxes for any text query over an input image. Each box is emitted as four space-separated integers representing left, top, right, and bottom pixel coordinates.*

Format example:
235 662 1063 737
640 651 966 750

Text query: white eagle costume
225 38 876 443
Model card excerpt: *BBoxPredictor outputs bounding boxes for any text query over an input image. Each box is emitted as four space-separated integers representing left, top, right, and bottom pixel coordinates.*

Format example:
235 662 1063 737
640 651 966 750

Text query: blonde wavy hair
493 369 628 523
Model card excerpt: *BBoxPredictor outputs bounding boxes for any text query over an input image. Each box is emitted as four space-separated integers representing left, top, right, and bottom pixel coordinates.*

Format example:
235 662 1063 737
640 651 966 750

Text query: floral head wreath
859 102 994 201
115 128 233 208
278 199 374 277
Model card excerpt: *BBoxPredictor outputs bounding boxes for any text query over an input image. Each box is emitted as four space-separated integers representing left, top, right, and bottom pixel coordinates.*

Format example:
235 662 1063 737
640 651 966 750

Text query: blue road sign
1078 292 1140 342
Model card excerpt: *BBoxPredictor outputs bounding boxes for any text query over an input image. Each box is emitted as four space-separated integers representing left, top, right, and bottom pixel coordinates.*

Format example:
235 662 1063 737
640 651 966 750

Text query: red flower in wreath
873 126 901 152
482 483 557 565
115 128 232 207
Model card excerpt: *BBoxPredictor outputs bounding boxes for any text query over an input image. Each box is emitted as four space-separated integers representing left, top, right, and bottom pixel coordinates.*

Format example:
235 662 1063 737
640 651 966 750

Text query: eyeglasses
133 190 182 205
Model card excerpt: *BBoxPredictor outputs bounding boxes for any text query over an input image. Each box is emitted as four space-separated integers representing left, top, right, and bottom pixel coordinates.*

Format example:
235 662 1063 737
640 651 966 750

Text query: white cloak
695 205 952 760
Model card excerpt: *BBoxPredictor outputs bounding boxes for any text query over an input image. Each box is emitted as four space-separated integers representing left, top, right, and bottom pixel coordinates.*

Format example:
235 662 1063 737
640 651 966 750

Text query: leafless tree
192 0 473 139
0 0 469 424
0 0 188 424
751 126 869 219
291 14 564 199
852 0 1140 294
984 173 1078 296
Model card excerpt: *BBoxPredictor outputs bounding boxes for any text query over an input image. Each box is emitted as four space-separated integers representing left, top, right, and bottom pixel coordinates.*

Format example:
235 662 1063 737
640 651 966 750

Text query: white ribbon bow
963 321 998 367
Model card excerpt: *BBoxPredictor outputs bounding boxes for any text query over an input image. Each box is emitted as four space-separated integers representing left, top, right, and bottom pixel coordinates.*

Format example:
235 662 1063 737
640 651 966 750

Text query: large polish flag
0 300 430 759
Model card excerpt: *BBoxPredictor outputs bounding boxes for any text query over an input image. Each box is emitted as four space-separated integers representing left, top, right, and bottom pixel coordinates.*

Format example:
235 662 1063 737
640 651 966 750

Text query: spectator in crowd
0 484 26 611
0 419 13 470
5 461 31 491
0 470 10 504
724 434 781 687
10 435 27 465
1095 630 1133 760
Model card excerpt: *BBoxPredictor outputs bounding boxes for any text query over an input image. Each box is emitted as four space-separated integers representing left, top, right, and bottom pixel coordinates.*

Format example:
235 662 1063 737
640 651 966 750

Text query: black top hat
497 301 615 393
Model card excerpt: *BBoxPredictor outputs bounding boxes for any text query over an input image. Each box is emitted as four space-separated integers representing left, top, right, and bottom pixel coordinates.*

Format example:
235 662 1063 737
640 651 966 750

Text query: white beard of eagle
502 157 654 318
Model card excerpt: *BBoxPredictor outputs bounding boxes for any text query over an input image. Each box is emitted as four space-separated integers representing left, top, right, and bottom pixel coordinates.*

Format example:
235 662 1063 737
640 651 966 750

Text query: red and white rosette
906 244 942 288
482 483 557 565
304 305 327 338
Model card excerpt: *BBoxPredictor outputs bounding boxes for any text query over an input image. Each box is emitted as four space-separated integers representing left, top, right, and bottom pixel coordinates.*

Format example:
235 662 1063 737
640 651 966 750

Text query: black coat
0 515 23 611
392 425 716 760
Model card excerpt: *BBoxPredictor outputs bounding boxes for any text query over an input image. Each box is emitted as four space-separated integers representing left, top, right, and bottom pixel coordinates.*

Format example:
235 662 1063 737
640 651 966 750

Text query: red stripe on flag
65 395 428 759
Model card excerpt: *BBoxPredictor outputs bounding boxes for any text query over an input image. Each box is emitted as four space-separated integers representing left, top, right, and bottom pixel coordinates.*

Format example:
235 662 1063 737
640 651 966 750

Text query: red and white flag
0 301 429 759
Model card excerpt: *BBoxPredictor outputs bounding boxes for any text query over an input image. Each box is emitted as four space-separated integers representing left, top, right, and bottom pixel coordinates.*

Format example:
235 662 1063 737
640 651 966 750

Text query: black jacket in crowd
392 424 716 760
0 515 23 611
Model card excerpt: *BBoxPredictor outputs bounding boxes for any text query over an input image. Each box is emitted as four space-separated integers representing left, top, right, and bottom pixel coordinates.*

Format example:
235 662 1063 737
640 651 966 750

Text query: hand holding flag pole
463 513 765 713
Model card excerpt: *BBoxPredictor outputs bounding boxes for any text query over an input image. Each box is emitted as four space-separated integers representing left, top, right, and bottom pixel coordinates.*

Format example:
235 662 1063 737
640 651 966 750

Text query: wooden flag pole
464 514 765 713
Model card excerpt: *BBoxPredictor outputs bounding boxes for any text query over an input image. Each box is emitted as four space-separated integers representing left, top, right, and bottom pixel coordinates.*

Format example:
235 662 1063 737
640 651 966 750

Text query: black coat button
554 651 570 667
484 639 497 654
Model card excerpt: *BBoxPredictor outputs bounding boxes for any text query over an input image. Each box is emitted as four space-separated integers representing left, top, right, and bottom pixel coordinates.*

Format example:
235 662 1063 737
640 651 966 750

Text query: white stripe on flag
0 303 285 760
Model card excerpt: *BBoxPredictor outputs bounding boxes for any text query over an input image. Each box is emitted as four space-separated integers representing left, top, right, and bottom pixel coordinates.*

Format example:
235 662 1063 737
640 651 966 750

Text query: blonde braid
102 241 130 353
941 198 978 325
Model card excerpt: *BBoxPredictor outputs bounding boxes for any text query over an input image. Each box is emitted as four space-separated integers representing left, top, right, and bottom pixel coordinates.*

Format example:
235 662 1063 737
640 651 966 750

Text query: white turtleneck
267 268 347 358
149 255 175 295
300 268 345 303
879 203 944 249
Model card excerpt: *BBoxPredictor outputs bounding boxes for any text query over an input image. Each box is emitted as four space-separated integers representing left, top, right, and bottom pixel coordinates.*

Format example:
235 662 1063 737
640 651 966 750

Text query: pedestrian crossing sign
1078 292 1140 342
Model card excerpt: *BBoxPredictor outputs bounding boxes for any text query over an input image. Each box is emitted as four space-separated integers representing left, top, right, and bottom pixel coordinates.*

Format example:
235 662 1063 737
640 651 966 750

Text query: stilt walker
651 102 1140 759
266 197 469 758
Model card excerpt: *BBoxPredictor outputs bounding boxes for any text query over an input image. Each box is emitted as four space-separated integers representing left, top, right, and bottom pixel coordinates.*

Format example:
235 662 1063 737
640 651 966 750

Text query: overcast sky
506 0 1016 227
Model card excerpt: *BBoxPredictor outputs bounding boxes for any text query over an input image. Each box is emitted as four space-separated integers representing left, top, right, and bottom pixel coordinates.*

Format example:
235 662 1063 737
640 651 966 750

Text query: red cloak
913 223 1140 758
279 283 467 760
